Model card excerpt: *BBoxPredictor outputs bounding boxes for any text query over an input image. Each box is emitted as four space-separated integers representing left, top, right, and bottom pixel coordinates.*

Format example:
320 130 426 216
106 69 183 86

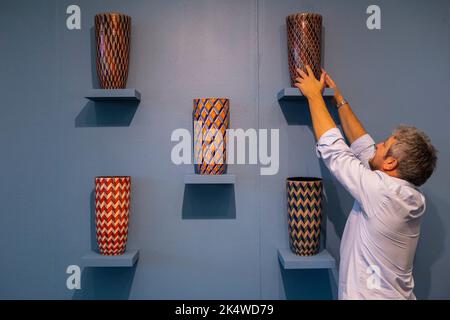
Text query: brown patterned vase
287 13 322 86
95 13 131 89
287 177 323 256
193 98 230 175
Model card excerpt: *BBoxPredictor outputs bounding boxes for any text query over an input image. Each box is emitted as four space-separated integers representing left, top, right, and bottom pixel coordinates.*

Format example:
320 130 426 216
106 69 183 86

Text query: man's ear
383 156 398 172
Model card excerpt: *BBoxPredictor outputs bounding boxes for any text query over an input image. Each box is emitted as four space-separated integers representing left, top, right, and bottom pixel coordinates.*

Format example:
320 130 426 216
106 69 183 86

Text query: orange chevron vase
193 98 230 175
287 177 323 256
287 13 322 87
95 13 131 89
95 176 131 255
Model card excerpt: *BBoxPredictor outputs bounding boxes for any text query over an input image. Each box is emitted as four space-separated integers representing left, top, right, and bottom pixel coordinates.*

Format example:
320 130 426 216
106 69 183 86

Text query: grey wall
0 0 449 299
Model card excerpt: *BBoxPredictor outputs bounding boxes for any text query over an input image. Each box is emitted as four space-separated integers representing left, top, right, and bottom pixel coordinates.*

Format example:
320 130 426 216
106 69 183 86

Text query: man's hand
293 65 337 140
294 65 326 100
324 72 344 104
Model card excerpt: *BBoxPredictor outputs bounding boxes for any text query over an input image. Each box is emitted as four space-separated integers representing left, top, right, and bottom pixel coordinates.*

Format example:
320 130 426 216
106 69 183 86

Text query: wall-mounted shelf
277 87 338 125
86 89 141 102
81 249 139 267
278 248 335 269
184 174 236 184
277 88 334 102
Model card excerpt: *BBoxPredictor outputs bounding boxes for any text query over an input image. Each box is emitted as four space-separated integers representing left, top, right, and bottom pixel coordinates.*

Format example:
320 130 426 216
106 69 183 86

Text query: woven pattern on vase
193 98 229 175
95 13 131 89
287 13 322 86
287 178 322 256
95 176 131 255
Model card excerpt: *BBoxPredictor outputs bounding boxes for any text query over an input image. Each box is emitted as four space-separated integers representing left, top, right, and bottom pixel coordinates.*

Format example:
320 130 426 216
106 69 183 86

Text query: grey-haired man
295 66 437 300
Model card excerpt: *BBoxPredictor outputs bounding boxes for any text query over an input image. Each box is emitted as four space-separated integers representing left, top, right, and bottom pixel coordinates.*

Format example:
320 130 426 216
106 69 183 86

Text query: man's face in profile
369 135 397 171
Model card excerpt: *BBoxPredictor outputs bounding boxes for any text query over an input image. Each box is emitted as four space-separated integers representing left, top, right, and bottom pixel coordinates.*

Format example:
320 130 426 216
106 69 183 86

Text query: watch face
337 100 347 109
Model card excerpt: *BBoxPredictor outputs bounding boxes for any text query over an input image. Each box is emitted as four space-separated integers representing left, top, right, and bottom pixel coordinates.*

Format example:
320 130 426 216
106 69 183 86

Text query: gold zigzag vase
193 98 230 175
287 177 323 256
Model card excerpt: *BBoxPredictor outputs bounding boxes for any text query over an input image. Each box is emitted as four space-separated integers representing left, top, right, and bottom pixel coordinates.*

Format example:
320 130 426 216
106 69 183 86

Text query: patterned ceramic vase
95 13 131 89
286 13 322 86
95 176 131 255
287 177 323 256
193 98 230 175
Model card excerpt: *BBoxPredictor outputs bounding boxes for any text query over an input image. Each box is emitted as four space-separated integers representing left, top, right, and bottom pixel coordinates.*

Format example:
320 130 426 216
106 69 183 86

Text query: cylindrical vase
286 13 322 86
287 177 323 256
193 98 229 175
95 176 131 255
95 13 131 89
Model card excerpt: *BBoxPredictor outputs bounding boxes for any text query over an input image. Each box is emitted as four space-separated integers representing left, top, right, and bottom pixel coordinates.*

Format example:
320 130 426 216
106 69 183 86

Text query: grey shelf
277 88 334 102
86 89 141 102
81 249 139 267
278 248 335 269
184 174 236 184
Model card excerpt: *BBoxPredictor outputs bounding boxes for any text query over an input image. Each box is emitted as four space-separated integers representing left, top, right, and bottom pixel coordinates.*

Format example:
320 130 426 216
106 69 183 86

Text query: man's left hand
294 65 326 100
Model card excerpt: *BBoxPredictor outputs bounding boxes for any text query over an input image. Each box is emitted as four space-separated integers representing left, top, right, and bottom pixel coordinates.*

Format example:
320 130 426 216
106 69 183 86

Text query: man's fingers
306 65 314 77
327 74 335 85
294 83 304 91
324 74 332 87
295 76 304 84
323 69 336 87
294 78 304 86
320 72 326 86
296 68 307 79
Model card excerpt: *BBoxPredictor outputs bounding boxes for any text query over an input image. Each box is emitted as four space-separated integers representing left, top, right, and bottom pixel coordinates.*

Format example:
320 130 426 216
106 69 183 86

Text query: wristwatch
336 99 348 109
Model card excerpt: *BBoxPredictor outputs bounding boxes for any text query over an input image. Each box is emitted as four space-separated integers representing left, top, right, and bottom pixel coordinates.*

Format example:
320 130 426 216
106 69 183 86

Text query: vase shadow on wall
278 99 339 126
90 27 100 89
71 190 137 300
75 101 138 127
182 185 236 220
72 265 137 300
413 197 446 299
280 268 333 300
89 190 99 253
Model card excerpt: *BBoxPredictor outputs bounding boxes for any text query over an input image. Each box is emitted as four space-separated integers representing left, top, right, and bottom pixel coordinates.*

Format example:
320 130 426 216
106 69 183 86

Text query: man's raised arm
324 73 367 144
294 66 385 217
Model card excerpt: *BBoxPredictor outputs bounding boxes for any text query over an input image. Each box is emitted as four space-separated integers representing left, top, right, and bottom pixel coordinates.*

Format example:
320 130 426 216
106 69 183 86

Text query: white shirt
316 128 425 300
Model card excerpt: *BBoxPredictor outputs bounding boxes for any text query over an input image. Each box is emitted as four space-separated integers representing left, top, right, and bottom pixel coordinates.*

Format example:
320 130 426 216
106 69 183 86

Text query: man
295 66 437 300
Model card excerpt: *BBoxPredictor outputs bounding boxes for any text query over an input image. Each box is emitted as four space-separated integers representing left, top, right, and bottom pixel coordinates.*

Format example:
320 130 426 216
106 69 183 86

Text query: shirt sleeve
316 128 386 217
350 134 376 169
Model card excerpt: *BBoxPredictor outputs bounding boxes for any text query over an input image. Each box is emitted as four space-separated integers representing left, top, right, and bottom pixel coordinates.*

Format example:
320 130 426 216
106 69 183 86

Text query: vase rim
95 176 131 179
287 12 322 18
95 12 131 18
193 97 229 101
287 177 322 182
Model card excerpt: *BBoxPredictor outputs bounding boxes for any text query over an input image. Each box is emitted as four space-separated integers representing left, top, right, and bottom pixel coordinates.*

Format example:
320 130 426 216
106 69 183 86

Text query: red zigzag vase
95 176 131 255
